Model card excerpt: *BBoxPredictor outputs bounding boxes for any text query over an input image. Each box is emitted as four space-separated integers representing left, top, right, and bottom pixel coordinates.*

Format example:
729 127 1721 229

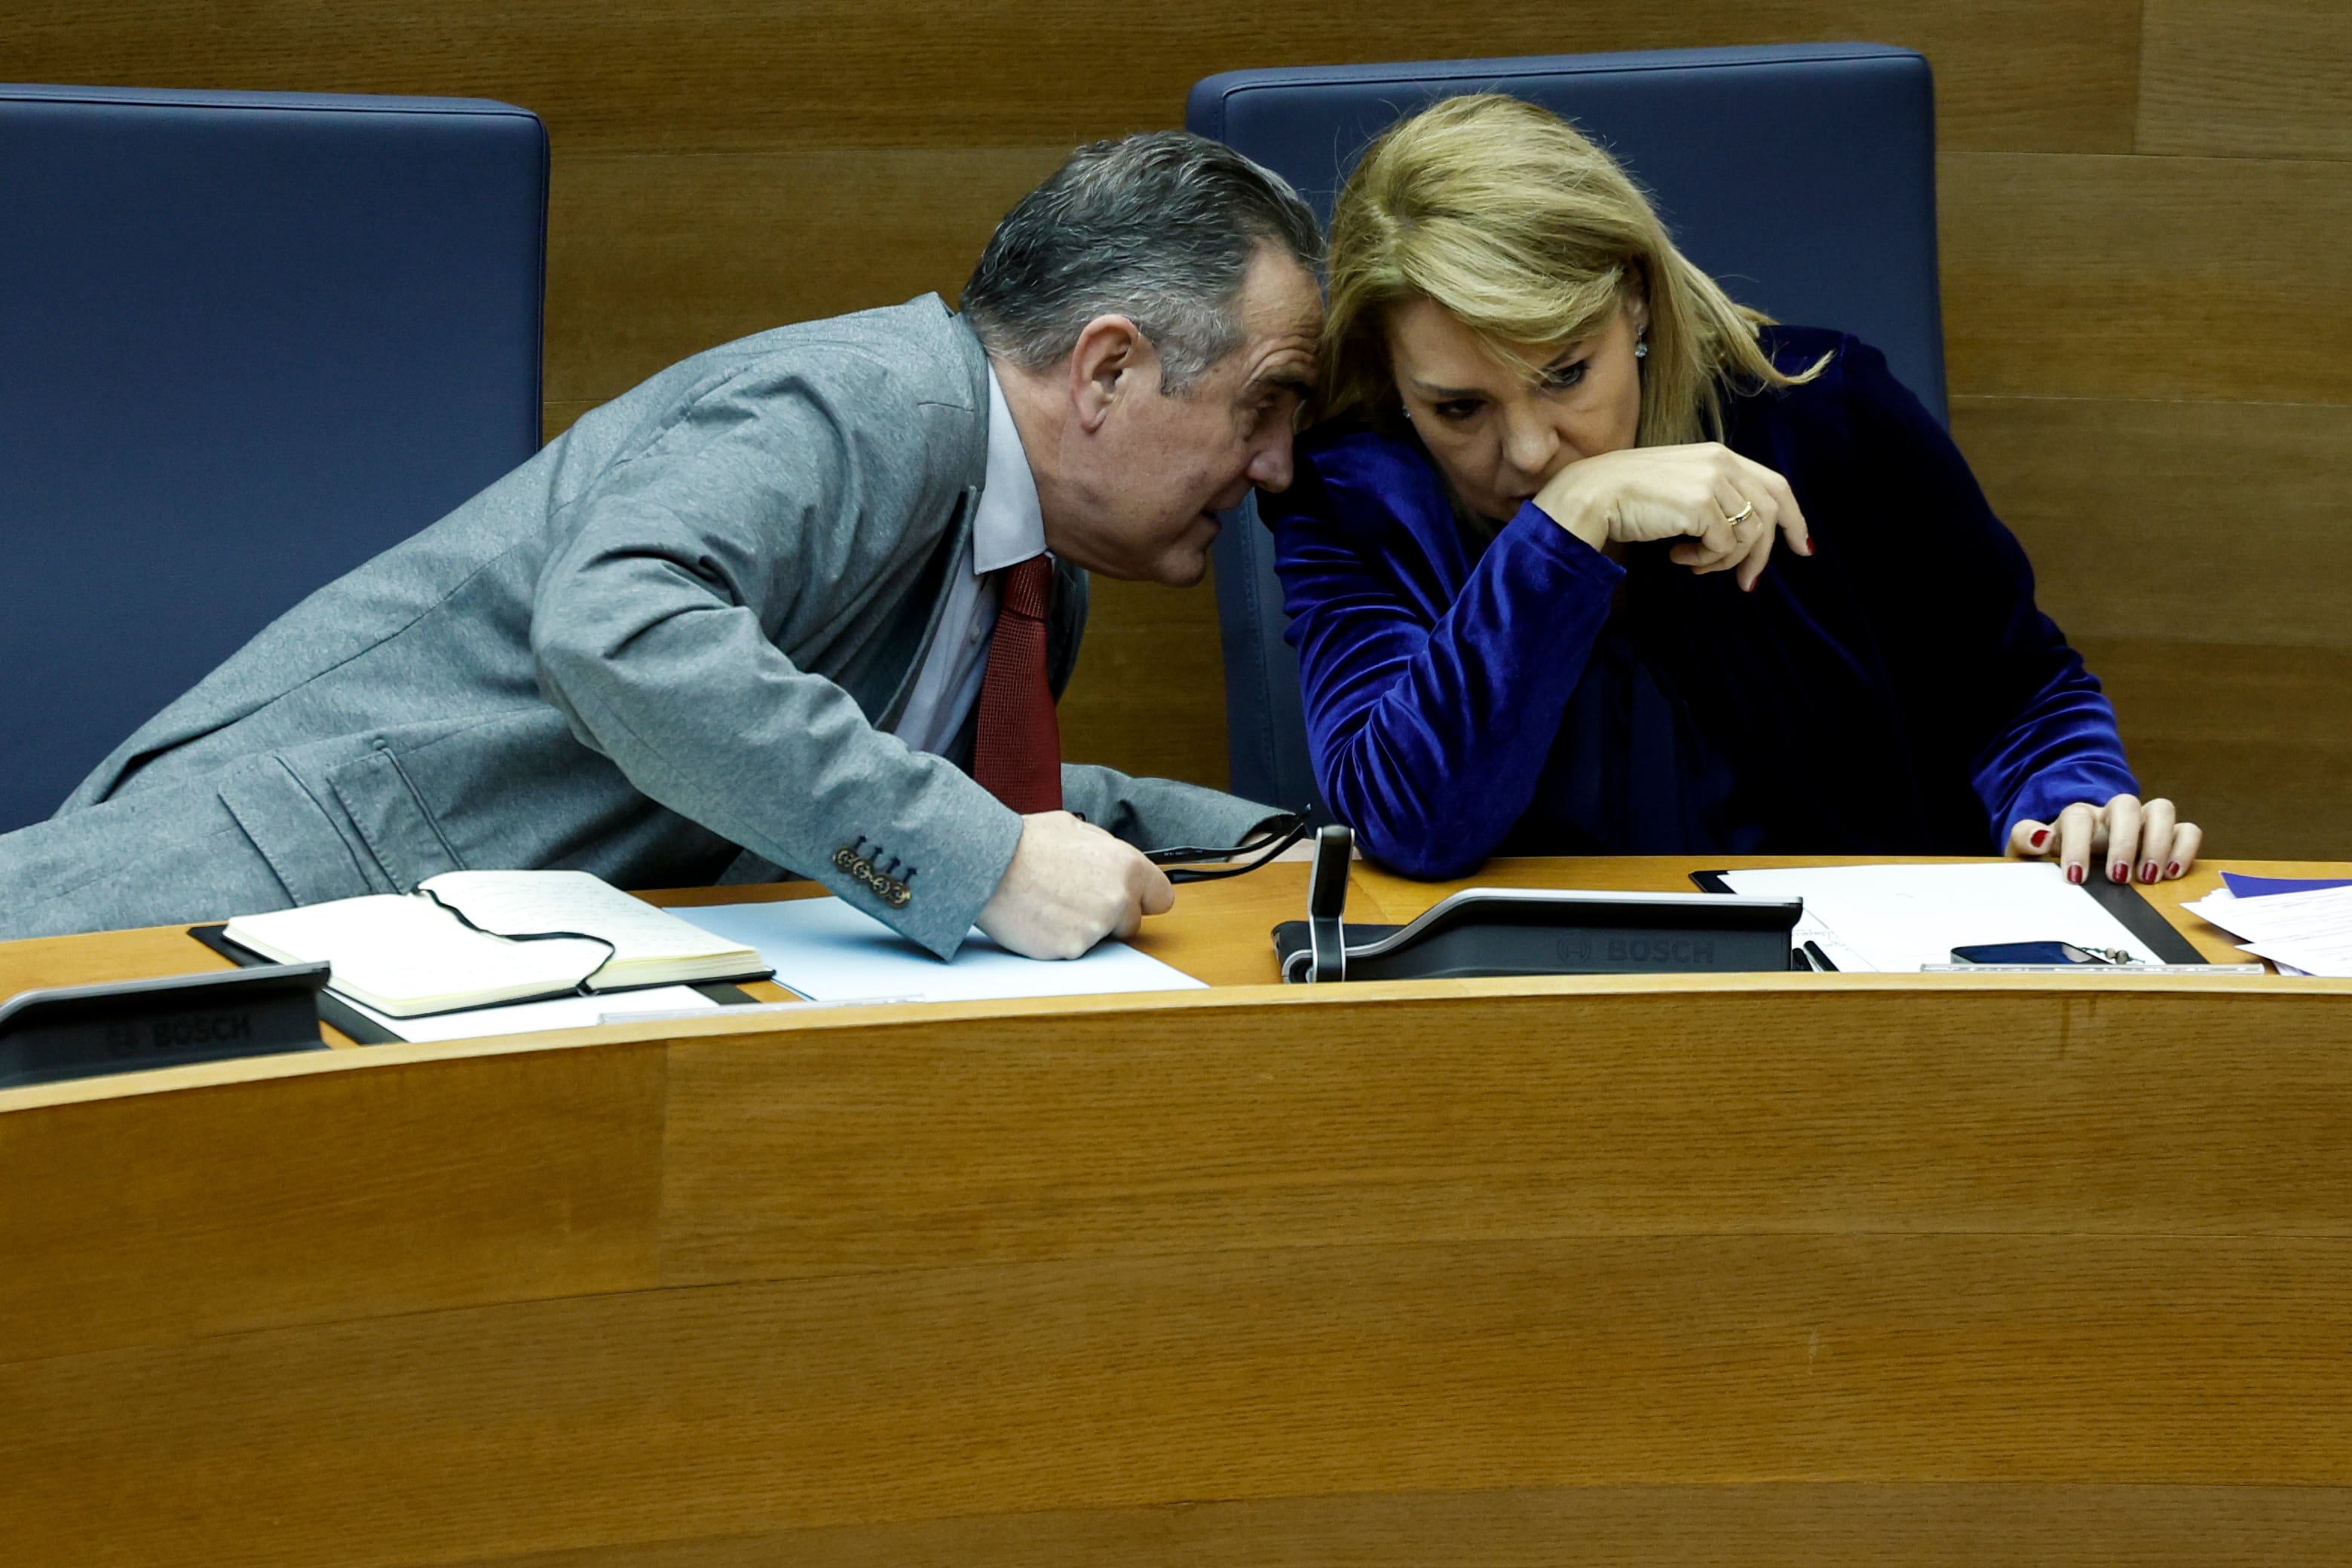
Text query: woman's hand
2006 793 2202 884
1532 442 1811 591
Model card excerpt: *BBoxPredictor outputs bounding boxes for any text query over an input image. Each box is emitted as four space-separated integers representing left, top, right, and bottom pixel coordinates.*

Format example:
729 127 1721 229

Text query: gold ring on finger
1721 500 1756 528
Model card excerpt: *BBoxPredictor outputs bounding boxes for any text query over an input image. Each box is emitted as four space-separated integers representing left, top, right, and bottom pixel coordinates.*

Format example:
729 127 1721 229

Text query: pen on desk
1803 940 1839 972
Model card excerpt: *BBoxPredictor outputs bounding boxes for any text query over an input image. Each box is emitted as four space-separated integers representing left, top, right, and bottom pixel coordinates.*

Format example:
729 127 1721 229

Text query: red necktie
971 554 1063 814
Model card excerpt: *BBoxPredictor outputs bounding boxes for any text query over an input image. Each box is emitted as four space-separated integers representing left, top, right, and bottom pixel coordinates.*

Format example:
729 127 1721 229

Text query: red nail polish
2110 862 2129 884
2030 828 2050 850
2142 862 2159 883
2067 865 2085 885
2167 862 2182 879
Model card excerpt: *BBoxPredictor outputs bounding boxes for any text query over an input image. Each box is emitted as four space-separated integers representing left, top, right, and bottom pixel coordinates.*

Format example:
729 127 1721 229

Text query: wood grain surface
469 1484 2352 1566
1953 397 2352 649
1939 150 2352 405
12 1233 2352 1566
543 146 1066 411
2140 0 2352 160
6 861 2352 1562
2077 639 2352 859
8 2 2139 155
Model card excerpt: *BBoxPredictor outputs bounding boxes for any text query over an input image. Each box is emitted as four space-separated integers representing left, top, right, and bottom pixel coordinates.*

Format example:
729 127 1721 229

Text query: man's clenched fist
976 810 1175 960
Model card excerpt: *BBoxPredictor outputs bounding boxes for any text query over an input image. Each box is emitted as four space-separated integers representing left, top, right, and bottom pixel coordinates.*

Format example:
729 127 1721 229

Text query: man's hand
977 810 1175 959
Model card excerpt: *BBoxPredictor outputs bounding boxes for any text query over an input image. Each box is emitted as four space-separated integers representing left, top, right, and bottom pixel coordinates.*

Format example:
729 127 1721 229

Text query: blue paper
2221 872 2352 899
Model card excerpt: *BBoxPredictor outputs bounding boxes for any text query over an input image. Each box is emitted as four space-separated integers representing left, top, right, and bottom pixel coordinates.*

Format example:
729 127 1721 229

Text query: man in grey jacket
0 133 1324 959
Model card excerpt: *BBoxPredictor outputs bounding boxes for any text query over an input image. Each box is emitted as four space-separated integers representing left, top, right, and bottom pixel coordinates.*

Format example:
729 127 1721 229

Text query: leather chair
1187 44 1945 814
0 84 547 833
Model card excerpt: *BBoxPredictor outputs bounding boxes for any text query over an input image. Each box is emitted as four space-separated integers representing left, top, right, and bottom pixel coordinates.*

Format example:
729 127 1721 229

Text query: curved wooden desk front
5 858 2351 1564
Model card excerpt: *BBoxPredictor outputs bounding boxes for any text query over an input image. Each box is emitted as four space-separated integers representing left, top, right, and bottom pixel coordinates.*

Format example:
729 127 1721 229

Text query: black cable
1149 811 1315 884
418 886 617 996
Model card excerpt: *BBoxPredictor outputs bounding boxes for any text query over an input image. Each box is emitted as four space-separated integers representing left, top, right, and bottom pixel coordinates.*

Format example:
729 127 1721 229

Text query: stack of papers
1715 862 2165 972
2184 882 2352 976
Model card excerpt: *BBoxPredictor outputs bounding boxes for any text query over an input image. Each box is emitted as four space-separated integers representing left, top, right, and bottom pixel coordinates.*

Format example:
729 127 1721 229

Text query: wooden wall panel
9 944 2352 1560
2077 639 2352 861
473 1484 2352 1567
12 1236 2352 1563
1952 396 2352 857
544 147 1065 412
2140 0 2352 160
1952 397 2352 648
1055 574 1230 790
654 988 2352 1286
0 1042 665 1364
1940 152 2352 403
8 2 2139 155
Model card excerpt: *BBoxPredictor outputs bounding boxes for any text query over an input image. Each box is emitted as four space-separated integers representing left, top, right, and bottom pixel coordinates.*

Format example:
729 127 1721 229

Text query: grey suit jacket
51 296 1270 955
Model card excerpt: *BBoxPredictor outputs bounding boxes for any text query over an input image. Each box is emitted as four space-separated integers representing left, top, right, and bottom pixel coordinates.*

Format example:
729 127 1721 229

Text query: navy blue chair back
0 84 547 832
1187 44 1944 813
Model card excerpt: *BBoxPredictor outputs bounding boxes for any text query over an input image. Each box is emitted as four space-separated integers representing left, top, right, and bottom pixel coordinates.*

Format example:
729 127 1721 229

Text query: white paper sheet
2184 884 2352 976
1717 862 2164 972
345 985 721 1043
671 896 1208 1003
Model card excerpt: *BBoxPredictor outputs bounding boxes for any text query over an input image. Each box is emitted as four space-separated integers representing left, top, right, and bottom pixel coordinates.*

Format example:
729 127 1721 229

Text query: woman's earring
1634 329 1649 361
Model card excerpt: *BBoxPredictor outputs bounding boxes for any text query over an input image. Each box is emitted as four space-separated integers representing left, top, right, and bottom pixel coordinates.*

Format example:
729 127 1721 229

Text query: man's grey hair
962 131 1322 397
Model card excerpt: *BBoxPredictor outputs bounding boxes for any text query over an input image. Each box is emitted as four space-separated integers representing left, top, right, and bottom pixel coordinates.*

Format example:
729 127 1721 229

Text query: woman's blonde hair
1321 93 1824 446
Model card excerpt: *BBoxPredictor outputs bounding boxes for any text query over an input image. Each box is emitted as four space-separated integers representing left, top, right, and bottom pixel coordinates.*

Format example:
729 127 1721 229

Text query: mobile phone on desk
1951 942 2121 966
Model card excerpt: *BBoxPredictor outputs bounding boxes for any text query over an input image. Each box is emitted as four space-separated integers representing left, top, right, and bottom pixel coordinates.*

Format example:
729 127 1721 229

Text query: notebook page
225 895 608 1014
419 870 758 978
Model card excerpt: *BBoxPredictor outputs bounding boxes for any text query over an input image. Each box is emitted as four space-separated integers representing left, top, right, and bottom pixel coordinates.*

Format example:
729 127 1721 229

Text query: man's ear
1067 314 1147 433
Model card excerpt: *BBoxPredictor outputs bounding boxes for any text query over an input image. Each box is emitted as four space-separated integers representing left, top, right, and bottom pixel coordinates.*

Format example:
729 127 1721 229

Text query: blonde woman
1261 94 2197 884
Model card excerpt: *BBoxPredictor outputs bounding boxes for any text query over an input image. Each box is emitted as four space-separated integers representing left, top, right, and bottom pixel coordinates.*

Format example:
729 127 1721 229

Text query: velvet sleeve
1831 342 2137 840
1263 464 1624 878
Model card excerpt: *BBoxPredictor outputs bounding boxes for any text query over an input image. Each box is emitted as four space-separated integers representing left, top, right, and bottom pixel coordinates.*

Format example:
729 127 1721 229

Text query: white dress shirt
890 360 1048 758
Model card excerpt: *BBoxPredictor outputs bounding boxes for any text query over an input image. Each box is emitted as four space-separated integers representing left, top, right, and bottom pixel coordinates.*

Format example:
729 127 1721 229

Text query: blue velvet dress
1258 326 2136 880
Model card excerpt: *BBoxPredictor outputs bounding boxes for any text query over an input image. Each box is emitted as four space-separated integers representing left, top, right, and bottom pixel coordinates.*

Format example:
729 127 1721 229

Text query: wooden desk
5 859 2351 1564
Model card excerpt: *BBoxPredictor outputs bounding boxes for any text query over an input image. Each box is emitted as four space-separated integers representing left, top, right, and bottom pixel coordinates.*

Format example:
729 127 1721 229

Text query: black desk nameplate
0 963 330 1090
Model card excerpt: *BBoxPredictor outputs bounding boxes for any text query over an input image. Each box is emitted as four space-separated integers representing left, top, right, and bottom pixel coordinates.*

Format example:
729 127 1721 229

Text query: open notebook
218 871 769 1018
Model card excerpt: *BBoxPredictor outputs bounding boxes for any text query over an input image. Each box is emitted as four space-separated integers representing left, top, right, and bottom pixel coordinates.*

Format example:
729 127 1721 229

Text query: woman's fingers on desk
2006 799 2103 882
2165 817 2204 880
2060 799 2103 882
2007 795 2202 882
2135 797 2175 883
2099 795 2203 883
2104 795 2145 883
